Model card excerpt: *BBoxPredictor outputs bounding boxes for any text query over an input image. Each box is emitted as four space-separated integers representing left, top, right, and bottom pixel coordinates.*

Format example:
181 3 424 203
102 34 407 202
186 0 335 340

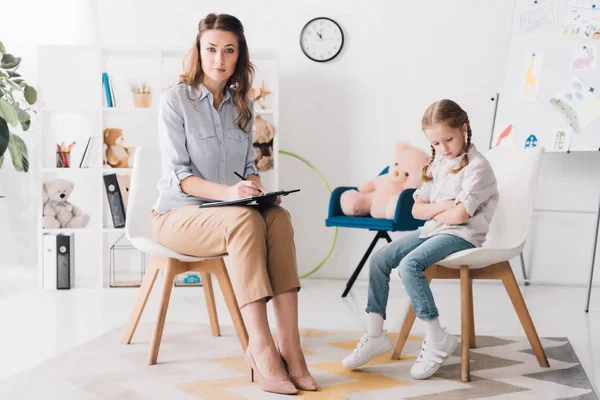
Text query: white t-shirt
413 145 499 247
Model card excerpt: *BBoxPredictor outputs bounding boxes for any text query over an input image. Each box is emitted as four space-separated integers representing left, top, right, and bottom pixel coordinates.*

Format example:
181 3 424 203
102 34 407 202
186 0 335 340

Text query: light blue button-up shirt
153 83 257 213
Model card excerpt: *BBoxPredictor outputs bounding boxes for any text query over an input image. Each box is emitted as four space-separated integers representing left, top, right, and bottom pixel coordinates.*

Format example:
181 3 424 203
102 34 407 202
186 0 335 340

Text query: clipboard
198 189 300 208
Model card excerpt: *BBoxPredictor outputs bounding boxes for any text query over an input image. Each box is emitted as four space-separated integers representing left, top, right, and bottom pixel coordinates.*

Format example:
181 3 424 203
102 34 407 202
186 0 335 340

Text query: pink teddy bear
341 141 430 219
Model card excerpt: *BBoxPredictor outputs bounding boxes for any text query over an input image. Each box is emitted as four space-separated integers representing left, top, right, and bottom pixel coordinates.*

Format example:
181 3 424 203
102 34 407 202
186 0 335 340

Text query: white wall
5 0 599 288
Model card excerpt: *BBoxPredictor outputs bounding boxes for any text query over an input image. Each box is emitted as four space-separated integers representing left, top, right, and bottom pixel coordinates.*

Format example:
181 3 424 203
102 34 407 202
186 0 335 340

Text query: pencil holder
56 151 71 168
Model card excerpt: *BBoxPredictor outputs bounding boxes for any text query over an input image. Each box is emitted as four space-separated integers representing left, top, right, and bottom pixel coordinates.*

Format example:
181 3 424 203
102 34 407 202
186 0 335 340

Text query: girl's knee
370 249 389 271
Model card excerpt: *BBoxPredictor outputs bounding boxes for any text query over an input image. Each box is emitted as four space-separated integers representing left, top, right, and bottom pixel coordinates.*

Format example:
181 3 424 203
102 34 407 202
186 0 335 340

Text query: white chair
391 146 550 382
121 147 248 365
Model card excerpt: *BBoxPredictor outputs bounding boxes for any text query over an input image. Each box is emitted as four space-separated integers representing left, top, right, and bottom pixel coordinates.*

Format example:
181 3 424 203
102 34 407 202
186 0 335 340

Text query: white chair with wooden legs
121 147 248 365
391 146 550 382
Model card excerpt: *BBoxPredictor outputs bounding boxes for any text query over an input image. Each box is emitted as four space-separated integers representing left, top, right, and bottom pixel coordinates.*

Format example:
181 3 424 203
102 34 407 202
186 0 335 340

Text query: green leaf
0 154 4 168
7 71 20 78
24 85 37 105
0 42 5 56
0 98 18 126
0 70 8 78
1 54 21 69
8 133 28 172
0 117 8 157
20 119 31 131
17 109 29 122
12 79 24 85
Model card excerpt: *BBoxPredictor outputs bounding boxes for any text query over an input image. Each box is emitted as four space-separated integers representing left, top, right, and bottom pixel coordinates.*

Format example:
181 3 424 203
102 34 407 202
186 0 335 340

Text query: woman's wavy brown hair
421 99 472 182
180 13 255 132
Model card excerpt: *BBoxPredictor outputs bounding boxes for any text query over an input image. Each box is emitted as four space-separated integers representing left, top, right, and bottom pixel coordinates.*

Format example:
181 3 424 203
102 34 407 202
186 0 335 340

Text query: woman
152 13 317 395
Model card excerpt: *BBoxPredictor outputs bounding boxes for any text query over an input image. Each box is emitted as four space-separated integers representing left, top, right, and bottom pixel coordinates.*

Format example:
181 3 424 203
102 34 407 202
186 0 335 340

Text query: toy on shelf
42 178 90 229
249 80 271 110
103 128 136 168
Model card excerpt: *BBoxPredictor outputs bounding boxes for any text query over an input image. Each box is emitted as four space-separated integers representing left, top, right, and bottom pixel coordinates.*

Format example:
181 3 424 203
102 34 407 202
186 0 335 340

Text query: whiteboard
495 0 600 152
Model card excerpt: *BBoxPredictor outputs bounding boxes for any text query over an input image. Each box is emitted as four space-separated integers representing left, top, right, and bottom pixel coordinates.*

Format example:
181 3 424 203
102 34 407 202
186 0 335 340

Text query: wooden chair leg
468 278 476 348
122 255 161 345
460 265 471 382
201 271 220 337
500 261 549 368
148 258 179 365
214 259 249 352
391 304 417 360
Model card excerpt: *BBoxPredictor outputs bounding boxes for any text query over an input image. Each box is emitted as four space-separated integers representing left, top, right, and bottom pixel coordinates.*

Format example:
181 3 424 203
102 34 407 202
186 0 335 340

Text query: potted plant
0 41 37 173
129 79 152 108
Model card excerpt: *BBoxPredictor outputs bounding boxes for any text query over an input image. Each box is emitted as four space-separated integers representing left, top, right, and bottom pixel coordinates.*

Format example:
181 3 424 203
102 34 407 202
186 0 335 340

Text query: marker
234 171 262 193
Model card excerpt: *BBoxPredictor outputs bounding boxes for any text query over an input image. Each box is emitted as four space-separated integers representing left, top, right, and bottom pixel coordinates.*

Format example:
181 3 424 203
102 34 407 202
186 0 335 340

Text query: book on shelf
78 137 100 168
102 72 113 108
43 233 75 290
103 173 126 228
108 74 117 107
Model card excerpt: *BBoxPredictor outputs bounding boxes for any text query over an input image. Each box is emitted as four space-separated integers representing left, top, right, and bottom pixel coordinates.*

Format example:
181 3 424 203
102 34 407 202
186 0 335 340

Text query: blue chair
326 167 426 297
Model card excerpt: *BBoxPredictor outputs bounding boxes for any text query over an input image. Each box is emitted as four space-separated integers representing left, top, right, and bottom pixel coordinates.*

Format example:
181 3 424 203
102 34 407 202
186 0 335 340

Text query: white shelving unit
36 45 279 288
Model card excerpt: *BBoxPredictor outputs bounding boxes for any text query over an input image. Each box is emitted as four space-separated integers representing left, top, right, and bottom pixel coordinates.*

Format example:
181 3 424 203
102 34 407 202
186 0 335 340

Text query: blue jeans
366 230 475 321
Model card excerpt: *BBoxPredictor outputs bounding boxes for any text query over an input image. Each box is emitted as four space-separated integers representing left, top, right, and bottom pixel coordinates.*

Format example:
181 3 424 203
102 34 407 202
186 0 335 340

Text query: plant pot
133 93 152 108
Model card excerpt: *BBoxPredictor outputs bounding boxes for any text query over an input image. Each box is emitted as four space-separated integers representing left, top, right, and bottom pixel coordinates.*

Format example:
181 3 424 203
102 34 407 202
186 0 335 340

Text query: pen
234 171 262 193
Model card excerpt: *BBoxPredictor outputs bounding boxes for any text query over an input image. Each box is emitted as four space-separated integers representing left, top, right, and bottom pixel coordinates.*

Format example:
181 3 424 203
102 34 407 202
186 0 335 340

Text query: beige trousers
151 204 301 308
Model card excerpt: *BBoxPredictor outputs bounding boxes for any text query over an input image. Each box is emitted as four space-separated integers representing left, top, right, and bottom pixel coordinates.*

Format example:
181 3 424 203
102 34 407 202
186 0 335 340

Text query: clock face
300 17 344 62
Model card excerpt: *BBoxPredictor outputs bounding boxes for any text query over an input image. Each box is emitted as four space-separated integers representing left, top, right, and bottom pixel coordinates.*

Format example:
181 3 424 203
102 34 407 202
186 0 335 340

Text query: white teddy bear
42 179 90 229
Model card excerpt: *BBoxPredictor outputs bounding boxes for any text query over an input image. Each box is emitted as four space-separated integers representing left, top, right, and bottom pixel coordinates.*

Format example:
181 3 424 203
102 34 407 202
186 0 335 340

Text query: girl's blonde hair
421 99 472 182
180 13 255 132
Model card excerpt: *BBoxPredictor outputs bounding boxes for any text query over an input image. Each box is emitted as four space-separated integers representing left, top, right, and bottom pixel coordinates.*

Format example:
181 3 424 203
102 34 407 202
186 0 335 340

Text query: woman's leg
152 205 289 382
256 206 308 377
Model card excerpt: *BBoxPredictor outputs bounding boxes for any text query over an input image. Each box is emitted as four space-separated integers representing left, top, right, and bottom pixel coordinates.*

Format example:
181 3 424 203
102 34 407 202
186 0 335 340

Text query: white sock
424 317 446 344
367 313 384 338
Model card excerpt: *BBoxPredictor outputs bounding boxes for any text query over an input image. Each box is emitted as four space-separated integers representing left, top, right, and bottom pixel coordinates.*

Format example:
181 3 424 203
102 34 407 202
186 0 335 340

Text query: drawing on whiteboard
571 45 597 71
553 129 572 151
525 134 539 148
550 76 600 131
516 0 559 35
519 53 544 101
563 2 600 40
495 124 514 147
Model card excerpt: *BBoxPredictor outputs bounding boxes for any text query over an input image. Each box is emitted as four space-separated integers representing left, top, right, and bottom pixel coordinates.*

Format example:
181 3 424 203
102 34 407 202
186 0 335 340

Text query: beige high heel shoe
245 349 298 395
277 344 318 392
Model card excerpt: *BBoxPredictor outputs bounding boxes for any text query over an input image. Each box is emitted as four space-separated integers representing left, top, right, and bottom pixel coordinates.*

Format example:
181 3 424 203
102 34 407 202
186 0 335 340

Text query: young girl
342 99 499 380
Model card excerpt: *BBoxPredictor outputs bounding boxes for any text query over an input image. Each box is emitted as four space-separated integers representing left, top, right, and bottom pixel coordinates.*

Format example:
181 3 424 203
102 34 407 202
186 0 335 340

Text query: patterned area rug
0 323 596 399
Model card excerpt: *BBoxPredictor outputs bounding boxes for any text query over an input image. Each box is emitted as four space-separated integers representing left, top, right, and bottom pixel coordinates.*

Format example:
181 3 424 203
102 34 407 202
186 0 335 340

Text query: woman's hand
226 181 262 200
256 184 281 206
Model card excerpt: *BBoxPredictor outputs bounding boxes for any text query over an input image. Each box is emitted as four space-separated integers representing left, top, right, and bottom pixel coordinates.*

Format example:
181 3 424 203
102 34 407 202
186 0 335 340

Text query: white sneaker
410 330 458 380
342 331 394 369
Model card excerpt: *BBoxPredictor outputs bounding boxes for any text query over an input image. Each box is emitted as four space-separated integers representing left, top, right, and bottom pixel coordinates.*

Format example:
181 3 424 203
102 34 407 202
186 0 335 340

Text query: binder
56 234 74 290
116 175 131 213
104 173 126 228
198 189 301 208
42 233 57 290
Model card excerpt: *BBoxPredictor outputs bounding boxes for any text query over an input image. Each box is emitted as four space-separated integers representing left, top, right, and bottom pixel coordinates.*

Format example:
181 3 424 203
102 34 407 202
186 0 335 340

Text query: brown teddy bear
252 115 275 172
104 128 135 168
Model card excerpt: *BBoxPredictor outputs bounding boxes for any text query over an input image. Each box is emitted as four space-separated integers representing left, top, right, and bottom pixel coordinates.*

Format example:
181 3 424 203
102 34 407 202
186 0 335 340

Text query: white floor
1 267 599 394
